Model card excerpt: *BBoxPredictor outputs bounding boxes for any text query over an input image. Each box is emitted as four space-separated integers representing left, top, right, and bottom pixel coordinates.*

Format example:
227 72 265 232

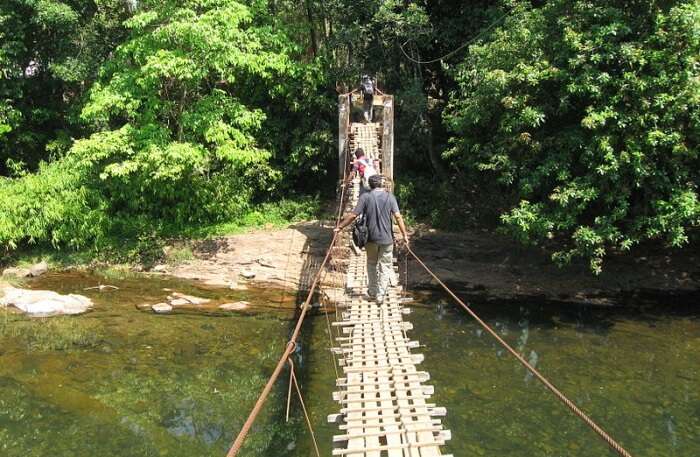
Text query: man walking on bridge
334 175 409 304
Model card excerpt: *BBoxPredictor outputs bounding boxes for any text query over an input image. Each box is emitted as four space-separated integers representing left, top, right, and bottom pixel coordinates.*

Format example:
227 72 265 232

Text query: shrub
444 0 700 272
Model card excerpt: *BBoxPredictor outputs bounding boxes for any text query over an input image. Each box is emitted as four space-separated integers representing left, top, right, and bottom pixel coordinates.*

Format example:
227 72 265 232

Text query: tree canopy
0 0 698 272
444 0 700 271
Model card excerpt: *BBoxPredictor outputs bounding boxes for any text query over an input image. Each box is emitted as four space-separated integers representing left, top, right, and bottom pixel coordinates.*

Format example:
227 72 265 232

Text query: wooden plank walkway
329 122 451 456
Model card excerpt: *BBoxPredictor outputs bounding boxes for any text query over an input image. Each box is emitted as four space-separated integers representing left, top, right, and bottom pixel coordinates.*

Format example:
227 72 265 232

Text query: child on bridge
348 148 377 194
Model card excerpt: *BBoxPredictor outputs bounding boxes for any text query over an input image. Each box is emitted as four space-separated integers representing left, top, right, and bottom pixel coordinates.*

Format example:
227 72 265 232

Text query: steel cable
398 8 513 65
405 245 635 457
289 359 321 457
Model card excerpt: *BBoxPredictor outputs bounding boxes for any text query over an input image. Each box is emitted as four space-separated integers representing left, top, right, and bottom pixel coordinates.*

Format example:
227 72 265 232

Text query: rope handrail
404 245 635 457
226 156 353 457
398 7 514 65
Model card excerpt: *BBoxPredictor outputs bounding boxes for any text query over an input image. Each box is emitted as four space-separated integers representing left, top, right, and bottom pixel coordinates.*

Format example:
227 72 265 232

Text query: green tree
0 0 304 249
445 0 700 272
0 0 130 175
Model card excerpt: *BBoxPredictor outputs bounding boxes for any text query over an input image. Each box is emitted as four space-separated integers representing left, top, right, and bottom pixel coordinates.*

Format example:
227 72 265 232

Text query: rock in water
218 301 250 311
29 261 48 277
0 286 93 316
151 303 173 313
170 292 210 305
2 267 31 278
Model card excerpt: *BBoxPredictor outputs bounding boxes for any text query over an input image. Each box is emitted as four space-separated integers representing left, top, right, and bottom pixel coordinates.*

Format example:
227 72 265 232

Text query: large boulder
2 267 31 278
0 286 93 316
29 261 49 277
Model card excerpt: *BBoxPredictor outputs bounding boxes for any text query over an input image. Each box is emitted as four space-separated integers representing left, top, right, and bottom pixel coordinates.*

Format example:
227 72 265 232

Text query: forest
1 0 698 273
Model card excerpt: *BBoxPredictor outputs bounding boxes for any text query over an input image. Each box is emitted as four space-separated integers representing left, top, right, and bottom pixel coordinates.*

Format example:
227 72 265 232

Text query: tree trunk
305 0 318 57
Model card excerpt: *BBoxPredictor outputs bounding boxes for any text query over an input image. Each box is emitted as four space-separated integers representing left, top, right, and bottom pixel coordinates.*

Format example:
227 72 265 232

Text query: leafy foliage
0 156 105 250
0 0 130 174
78 0 297 223
445 0 700 272
0 0 305 250
1 0 699 273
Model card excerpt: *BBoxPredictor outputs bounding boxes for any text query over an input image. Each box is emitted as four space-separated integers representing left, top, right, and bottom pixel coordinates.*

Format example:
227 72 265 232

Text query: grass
165 245 194 265
97 265 142 281
174 197 323 238
0 310 102 351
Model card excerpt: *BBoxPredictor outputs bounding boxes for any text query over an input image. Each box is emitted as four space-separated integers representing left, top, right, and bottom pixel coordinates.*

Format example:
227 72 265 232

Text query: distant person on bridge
348 148 377 194
334 175 409 305
360 74 375 123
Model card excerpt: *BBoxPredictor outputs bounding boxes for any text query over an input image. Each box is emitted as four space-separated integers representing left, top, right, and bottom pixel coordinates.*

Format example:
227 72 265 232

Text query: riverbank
3 222 699 308
155 221 331 290
409 227 700 307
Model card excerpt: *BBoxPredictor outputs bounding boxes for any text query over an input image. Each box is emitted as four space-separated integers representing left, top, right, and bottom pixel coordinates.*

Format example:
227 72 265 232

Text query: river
0 272 698 456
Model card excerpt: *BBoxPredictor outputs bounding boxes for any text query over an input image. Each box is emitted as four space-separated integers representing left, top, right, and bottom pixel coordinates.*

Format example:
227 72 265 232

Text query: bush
444 0 700 272
0 0 304 252
0 158 106 250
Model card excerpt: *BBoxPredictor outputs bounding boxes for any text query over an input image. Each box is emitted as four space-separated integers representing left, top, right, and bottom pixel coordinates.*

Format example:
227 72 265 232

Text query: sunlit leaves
73 0 295 225
445 0 700 272
0 0 302 250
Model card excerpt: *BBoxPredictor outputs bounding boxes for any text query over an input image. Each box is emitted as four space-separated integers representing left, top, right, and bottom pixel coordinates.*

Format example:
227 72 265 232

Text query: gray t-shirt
352 189 400 245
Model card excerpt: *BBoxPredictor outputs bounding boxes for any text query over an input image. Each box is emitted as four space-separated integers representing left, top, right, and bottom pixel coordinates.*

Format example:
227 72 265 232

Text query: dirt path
157 221 331 290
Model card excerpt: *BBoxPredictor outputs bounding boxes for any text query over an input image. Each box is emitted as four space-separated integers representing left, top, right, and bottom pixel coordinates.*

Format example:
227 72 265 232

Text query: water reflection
0 271 298 457
2 271 699 457
299 292 700 457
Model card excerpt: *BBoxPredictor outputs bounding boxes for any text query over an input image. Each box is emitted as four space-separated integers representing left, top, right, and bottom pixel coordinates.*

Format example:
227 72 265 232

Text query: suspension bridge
225 91 635 457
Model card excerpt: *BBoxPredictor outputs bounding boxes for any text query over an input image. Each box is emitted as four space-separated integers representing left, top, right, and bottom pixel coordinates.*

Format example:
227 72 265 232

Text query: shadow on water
280 220 333 453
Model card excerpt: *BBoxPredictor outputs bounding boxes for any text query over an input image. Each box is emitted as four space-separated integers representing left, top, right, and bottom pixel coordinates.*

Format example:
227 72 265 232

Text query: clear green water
299 296 700 457
0 271 301 457
1 273 699 456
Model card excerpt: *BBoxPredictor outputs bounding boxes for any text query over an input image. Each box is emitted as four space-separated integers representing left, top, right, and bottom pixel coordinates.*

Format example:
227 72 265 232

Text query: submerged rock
170 292 210 305
151 303 173 313
0 286 93 316
172 292 209 304
218 301 250 311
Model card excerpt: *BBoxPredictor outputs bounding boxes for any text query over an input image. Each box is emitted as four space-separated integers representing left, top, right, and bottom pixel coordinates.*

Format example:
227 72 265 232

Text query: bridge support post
381 95 394 181
338 94 350 179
